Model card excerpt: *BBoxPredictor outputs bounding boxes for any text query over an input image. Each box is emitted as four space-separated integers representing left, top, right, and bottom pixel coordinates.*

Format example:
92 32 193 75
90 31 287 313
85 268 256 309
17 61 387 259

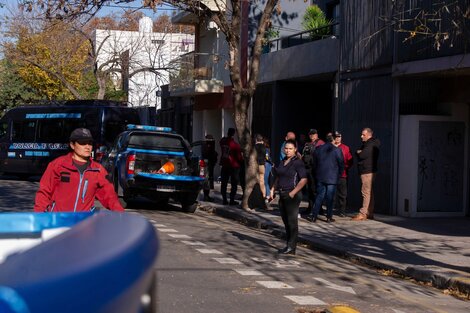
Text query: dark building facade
254 0 469 217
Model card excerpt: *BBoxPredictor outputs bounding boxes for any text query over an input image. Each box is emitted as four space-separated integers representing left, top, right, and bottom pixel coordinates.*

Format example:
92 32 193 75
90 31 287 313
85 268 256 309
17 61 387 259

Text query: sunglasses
76 140 93 146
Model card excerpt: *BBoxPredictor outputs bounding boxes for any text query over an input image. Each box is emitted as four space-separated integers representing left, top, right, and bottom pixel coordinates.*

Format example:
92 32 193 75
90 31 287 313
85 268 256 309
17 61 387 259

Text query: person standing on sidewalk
254 134 267 199
263 137 274 202
307 134 344 223
202 134 218 201
332 131 353 217
270 139 307 255
301 128 325 214
34 128 124 212
279 131 296 161
352 127 380 221
219 128 243 205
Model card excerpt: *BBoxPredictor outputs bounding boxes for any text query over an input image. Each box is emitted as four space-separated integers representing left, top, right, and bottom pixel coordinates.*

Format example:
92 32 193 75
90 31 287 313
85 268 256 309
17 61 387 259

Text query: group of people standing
268 127 380 255
202 126 380 256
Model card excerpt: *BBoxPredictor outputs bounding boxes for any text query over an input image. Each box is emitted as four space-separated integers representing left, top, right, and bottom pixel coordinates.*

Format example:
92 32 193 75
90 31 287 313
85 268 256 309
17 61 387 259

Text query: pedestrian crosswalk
152 219 352 309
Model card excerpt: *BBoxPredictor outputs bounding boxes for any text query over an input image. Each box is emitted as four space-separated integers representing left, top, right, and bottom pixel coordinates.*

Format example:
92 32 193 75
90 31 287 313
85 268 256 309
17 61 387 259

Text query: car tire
123 190 133 203
113 172 120 194
154 198 169 209
181 201 198 213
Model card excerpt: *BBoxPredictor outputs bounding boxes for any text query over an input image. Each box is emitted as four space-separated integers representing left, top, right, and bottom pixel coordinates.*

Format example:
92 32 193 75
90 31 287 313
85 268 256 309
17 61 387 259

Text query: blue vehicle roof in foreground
0 212 159 313
127 124 172 132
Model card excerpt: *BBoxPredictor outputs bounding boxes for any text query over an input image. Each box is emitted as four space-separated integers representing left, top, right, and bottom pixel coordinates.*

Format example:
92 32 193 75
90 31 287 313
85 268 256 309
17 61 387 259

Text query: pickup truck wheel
113 172 119 194
181 201 197 213
123 190 132 203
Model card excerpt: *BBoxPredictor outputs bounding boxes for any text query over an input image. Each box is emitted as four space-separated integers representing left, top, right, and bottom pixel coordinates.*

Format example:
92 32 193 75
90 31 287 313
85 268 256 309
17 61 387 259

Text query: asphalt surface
134 207 470 313
197 183 470 298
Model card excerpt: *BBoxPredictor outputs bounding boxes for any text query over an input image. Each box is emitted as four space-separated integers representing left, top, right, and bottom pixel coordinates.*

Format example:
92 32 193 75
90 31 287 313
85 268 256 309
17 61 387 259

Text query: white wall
94 22 194 108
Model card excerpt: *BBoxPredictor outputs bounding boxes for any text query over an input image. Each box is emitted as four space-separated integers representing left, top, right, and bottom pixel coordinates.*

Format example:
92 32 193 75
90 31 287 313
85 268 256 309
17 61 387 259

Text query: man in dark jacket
202 134 218 201
352 127 380 221
307 134 344 223
301 128 325 214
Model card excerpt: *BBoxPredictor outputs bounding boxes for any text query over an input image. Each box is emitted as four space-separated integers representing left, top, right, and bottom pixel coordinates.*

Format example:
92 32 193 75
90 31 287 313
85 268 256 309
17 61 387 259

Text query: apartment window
152 39 165 45
326 1 340 37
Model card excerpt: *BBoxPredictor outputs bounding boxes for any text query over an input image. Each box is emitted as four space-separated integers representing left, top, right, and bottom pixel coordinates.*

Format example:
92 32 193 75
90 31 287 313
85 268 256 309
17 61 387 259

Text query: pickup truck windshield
128 133 185 150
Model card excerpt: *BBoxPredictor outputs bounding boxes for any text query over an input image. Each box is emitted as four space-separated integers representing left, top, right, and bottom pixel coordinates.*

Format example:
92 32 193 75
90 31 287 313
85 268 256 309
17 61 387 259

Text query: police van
0 100 141 178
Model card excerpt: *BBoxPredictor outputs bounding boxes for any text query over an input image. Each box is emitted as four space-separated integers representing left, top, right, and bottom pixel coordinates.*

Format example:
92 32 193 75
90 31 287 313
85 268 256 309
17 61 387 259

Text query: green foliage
77 69 99 99
301 5 331 39
0 59 42 117
262 27 279 53
264 27 279 43
104 89 127 101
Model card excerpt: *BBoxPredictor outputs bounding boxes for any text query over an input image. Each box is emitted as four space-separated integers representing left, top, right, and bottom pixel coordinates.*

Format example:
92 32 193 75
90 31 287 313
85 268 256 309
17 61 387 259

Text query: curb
198 204 470 297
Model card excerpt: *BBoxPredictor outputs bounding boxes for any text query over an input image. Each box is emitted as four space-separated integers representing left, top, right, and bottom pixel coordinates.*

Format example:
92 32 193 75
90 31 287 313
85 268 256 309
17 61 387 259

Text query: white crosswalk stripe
195 248 223 254
233 269 264 276
212 258 242 264
168 234 191 239
314 278 356 294
158 228 178 233
256 281 293 289
181 240 207 246
284 295 326 305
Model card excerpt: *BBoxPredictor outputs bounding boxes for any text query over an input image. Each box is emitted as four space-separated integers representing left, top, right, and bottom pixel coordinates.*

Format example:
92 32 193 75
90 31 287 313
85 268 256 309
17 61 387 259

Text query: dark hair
363 127 373 135
285 138 297 148
228 128 236 137
255 133 263 142
264 137 270 148
326 134 334 143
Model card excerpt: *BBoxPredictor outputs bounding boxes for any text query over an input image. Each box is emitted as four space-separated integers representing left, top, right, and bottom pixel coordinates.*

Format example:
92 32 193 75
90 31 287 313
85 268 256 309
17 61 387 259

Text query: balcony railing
169 52 223 93
265 22 339 53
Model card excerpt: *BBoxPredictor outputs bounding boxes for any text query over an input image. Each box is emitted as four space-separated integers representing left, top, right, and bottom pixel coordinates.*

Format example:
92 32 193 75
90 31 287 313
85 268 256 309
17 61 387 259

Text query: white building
93 16 194 108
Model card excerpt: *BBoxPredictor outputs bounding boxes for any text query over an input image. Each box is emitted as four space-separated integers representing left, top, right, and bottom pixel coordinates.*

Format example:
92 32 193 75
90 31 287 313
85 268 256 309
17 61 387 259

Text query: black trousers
335 177 347 213
305 170 316 212
220 166 240 202
279 191 302 249
203 164 216 197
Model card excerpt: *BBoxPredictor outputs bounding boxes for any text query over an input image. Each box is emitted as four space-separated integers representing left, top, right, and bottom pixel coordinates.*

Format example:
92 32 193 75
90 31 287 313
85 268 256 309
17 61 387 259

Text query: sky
0 1 178 20
0 1 179 57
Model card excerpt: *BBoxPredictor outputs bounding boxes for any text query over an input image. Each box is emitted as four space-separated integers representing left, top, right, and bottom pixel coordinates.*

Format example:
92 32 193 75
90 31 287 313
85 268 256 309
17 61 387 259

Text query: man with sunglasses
34 128 124 212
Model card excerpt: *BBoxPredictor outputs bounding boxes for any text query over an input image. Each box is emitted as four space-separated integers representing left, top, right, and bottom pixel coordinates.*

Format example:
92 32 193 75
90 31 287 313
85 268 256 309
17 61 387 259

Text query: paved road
1 176 469 313
132 204 470 313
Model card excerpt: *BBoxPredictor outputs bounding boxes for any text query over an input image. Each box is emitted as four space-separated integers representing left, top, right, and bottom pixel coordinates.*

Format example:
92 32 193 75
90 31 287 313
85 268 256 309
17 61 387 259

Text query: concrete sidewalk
197 183 470 297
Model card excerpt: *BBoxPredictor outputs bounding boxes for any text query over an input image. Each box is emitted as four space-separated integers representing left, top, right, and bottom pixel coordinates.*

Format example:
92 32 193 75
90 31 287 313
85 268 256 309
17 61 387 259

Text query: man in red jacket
34 128 124 212
333 131 353 217
219 127 243 205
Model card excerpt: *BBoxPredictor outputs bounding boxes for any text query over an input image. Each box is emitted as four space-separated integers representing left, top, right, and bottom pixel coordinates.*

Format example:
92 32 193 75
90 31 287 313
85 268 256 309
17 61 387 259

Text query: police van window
104 108 140 144
63 121 84 141
12 121 36 141
37 120 64 142
0 122 7 139
105 121 127 144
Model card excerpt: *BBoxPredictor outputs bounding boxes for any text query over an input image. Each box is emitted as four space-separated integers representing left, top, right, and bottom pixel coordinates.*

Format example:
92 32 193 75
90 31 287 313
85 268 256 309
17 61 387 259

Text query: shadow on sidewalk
377 215 470 237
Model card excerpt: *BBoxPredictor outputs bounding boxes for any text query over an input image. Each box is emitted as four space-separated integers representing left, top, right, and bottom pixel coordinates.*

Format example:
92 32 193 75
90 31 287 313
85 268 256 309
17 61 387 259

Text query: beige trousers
359 173 376 218
258 164 266 198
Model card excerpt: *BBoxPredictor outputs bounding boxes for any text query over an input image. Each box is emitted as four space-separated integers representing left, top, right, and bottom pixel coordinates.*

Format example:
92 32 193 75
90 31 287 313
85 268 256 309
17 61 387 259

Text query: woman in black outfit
270 139 307 255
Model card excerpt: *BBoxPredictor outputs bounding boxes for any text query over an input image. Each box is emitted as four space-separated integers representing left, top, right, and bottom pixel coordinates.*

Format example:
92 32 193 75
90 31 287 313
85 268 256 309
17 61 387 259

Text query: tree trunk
233 91 257 210
96 73 106 100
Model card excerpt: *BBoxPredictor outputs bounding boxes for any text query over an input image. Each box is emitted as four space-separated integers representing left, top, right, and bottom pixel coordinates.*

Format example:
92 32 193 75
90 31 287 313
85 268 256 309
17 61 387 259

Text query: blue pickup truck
101 125 206 213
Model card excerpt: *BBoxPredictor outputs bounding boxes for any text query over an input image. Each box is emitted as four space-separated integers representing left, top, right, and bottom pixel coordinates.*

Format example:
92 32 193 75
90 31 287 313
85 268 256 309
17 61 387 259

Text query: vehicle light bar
127 124 172 132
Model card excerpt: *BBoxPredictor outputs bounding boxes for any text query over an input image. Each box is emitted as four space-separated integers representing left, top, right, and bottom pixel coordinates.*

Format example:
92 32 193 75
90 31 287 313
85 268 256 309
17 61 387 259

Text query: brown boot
351 213 367 221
